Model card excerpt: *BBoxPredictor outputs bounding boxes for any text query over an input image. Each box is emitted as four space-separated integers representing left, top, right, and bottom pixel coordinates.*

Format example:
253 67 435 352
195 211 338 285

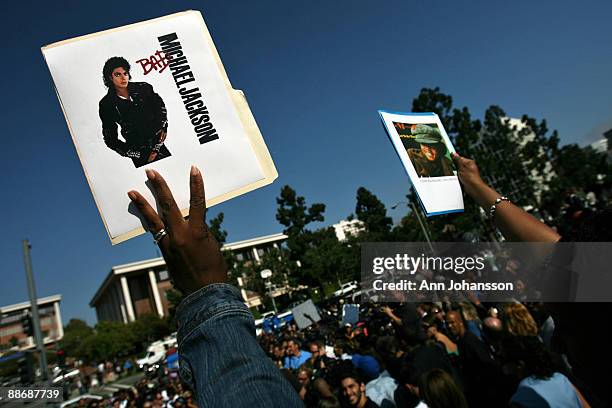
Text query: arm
144 82 168 136
176 284 303 407
452 153 560 243
381 306 402 326
99 100 134 158
128 167 303 407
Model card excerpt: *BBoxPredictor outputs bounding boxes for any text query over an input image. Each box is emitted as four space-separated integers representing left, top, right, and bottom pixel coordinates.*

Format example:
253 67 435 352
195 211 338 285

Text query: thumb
451 152 470 168
451 152 463 166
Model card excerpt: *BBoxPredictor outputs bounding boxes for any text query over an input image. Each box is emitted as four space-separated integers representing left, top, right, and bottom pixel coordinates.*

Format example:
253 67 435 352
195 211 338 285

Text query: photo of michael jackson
98 56 171 168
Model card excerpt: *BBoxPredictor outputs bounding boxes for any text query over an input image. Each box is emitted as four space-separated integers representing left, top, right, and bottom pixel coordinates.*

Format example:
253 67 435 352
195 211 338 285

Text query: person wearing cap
407 124 455 177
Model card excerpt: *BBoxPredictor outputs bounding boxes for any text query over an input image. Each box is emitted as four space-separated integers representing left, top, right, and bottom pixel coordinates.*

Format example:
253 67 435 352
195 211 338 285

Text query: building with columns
90 233 288 323
89 258 171 323
0 295 63 351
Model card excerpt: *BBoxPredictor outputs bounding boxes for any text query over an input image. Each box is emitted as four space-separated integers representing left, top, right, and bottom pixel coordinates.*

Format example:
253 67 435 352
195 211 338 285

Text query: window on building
1 313 23 325
0 325 23 337
236 251 254 262
38 306 55 316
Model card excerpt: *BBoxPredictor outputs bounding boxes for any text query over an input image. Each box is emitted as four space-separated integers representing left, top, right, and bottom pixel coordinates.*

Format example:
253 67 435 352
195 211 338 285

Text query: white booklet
379 111 464 216
42 11 277 244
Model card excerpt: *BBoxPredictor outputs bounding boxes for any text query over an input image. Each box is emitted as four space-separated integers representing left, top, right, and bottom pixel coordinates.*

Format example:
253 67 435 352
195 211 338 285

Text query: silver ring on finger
152 228 168 245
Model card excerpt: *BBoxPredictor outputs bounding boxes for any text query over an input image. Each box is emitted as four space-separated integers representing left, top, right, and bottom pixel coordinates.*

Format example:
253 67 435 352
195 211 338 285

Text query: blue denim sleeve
176 283 304 407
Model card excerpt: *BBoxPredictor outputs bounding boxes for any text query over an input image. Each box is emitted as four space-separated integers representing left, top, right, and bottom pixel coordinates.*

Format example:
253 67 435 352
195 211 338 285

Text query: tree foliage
409 86 610 239
276 185 325 261
208 212 228 245
60 315 173 363
355 187 392 240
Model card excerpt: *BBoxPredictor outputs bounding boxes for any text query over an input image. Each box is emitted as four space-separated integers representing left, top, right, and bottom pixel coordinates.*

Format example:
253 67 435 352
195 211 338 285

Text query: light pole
22 239 49 382
391 199 435 254
260 269 278 313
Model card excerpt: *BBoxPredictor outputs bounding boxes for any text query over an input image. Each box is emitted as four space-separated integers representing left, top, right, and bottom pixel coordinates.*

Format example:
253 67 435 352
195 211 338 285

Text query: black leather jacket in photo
98 82 168 160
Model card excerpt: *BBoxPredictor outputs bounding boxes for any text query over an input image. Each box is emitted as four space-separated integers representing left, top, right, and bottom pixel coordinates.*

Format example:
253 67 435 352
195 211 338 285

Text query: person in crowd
297 366 337 408
285 339 313 370
350 353 380 384
365 337 399 407
272 343 287 368
403 321 462 384
380 303 419 330
526 303 556 347
298 367 314 403
429 305 448 334
339 371 380 408
502 336 590 408
452 152 610 405
503 303 539 337
333 341 353 361
458 302 483 340
418 368 468 408
309 340 332 373
422 314 457 356
127 167 303 406
446 310 508 407
481 316 504 354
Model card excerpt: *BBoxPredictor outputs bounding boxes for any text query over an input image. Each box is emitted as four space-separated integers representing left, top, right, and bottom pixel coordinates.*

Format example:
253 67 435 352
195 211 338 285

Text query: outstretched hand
127 166 227 295
451 152 486 202
451 152 560 242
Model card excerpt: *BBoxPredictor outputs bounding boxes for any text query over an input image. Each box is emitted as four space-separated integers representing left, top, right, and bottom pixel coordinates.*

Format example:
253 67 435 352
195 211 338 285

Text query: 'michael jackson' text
158 33 219 145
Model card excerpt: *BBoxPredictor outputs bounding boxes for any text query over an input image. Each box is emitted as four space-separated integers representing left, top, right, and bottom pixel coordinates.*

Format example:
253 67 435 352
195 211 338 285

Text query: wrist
470 182 499 209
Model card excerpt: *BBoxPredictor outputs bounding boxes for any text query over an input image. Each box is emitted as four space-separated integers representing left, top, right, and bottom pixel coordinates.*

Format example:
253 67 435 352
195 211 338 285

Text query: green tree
276 185 325 261
230 247 296 298
355 187 392 240
60 319 95 360
303 228 359 289
80 321 137 362
409 87 610 240
208 212 228 244
540 144 611 223
129 314 172 351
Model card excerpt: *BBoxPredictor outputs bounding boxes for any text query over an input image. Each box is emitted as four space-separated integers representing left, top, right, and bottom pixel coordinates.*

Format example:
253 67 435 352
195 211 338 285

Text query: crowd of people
257 296 594 407
68 369 196 407
114 152 610 407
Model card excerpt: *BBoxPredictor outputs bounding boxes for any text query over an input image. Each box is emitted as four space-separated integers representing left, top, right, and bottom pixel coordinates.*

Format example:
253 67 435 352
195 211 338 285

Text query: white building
91 233 289 322
0 295 63 351
333 219 365 241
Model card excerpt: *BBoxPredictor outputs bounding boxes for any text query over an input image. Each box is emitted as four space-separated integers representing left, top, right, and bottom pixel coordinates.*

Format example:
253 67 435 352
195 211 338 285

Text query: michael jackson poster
42 11 277 244
379 111 464 216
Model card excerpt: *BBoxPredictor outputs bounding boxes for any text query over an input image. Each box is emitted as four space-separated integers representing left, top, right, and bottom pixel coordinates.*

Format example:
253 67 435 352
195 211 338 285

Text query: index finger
145 169 185 231
188 165 207 233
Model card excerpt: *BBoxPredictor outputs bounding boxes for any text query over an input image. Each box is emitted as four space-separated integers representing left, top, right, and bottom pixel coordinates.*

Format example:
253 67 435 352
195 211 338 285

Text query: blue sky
1 0 611 325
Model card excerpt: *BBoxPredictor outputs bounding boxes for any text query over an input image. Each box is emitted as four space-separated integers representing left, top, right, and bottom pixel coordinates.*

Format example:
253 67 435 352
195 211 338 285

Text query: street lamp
260 269 278 313
391 199 435 253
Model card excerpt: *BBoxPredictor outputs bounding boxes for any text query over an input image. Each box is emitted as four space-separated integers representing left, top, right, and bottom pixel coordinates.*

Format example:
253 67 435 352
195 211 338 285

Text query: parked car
333 281 358 297
136 350 165 370
136 336 176 370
